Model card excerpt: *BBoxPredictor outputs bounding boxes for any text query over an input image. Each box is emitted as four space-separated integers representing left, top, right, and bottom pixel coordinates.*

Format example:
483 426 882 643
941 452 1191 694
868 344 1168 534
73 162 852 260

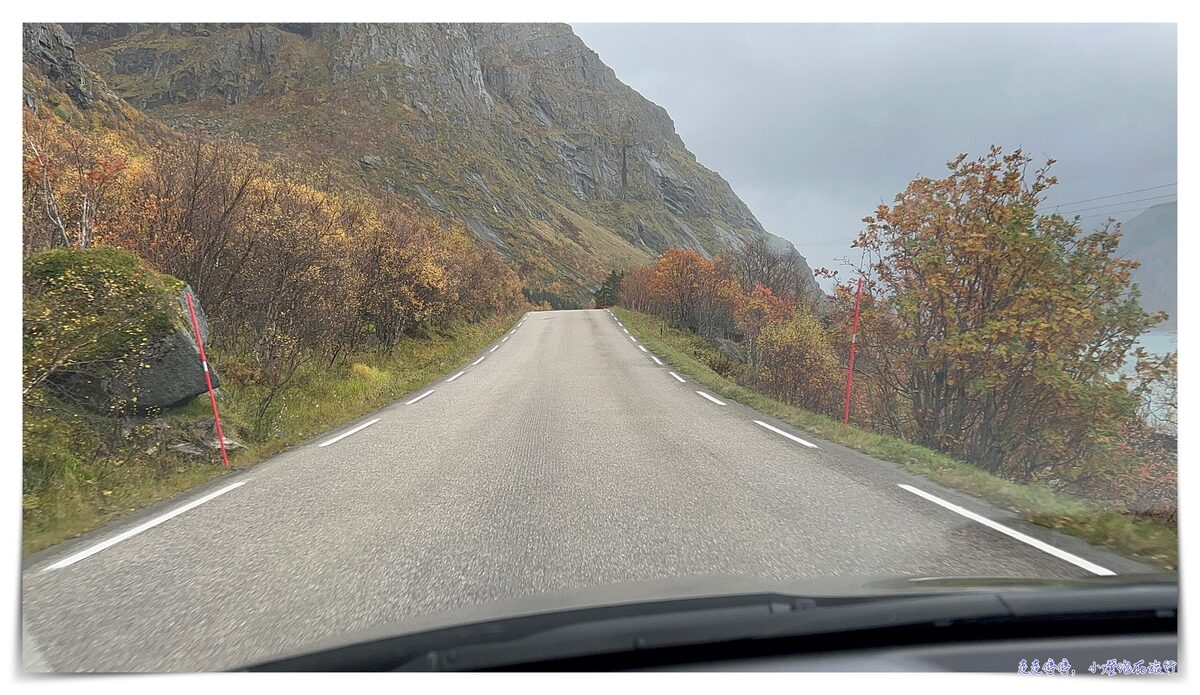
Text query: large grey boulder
51 287 220 414
127 288 221 411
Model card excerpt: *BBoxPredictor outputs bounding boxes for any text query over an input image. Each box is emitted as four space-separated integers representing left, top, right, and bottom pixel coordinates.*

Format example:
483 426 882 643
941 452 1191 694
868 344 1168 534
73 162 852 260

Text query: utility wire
1054 193 1177 215
1074 205 1163 220
1042 183 1177 209
800 187 1176 247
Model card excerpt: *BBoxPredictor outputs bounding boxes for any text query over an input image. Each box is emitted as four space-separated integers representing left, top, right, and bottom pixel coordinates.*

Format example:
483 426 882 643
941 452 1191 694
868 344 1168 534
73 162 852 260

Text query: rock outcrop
126 287 221 412
22 23 93 110
48 286 219 415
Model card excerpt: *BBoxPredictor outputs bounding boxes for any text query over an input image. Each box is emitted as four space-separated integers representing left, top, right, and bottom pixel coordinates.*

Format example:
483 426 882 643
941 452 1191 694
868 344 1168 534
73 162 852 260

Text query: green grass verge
22 313 521 556
613 307 1177 571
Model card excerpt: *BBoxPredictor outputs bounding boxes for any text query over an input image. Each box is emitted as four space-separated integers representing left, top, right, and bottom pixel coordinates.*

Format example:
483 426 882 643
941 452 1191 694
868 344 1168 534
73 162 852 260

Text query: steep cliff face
57 23 821 303
22 23 150 130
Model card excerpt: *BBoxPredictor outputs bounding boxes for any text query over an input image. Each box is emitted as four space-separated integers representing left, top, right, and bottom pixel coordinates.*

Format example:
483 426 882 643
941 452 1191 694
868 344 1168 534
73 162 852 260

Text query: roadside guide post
843 277 864 426
185 291 230 468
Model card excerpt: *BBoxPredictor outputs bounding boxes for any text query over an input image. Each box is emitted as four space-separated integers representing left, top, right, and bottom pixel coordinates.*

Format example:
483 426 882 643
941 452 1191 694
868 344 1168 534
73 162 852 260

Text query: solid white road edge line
669 372 686 382
446 371 466 383
753 420 819 449
319 418 381 447
471 356 486 366
696 391 726 406
43 480 250 571
651 356 663 365
897 483 1115 576
406 390 435 405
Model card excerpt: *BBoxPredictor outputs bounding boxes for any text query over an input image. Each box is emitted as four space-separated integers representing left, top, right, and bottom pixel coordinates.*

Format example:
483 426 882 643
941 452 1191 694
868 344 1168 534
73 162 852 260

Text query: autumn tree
723 236 818 309
649 249 741 338
442 226 525 322
231 178 353 435
618 264 656 313
734 284 794 375
23 108 135 251
843 146 1165 480
110 131 264 318
756 310 841 415
351 205 453 350
726 237 785 294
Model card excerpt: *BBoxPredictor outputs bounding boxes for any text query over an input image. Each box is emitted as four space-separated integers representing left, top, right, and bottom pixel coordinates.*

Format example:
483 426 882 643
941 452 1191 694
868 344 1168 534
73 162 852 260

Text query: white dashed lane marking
754 420 819 449
406 390 435 405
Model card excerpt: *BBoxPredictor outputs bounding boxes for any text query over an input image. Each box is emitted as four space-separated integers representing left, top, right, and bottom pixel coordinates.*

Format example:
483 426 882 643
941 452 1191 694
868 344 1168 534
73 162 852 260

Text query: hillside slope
59 23 821 305
1117 202 1177 328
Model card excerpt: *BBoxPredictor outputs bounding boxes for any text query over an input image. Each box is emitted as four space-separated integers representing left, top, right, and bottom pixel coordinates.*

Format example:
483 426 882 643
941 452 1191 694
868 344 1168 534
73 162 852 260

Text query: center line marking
669 371 686 382
897 484 1115 576
471 356 486 366
696 391 726 406
489 345 499 352
43 480 249 571
754 420 819 449
446 371 465 382
638 345 648 353
406 390 435 405
651 356 663 365
319 418 381 447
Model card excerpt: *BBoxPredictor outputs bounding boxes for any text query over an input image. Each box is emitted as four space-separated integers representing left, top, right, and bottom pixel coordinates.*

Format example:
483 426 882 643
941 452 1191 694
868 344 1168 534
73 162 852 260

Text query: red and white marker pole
842 277 864 426
185 291 230 468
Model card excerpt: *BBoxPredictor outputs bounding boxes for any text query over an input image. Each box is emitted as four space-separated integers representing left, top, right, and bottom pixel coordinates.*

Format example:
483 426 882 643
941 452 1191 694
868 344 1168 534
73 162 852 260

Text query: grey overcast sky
571 23 1177 288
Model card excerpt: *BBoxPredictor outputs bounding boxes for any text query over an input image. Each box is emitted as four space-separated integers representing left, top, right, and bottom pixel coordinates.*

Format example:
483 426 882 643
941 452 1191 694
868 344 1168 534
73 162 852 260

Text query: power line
803 238 859 247
1074 205 1161 220
798 188 1176 247
1055 193 1177 215
1042 182 1177 209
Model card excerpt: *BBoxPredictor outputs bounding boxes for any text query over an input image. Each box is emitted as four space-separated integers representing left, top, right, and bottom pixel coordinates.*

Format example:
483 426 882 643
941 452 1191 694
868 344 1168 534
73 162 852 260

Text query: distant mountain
1117 202 1177 329
52 23 822 306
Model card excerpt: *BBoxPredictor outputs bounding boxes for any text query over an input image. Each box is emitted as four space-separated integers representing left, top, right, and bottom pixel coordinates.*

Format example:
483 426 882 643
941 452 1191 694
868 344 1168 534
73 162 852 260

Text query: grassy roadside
612 307 1177 570
22 312 523 556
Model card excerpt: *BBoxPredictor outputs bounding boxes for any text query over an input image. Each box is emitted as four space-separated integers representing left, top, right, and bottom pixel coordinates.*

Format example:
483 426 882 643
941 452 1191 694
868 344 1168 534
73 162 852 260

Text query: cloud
572 23 1177 286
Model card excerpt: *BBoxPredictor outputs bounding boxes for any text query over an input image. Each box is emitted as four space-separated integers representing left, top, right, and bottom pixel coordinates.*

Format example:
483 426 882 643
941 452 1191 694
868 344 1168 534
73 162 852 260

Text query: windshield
19 19 1178 674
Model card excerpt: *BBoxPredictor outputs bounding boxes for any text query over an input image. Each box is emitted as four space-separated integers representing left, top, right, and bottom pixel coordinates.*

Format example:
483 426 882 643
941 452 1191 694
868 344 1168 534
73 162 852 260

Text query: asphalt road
21 309 1156 671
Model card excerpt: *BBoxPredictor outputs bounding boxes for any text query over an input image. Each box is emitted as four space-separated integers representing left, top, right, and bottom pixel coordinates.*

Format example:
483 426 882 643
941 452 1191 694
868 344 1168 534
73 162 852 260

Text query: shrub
756 311 841 415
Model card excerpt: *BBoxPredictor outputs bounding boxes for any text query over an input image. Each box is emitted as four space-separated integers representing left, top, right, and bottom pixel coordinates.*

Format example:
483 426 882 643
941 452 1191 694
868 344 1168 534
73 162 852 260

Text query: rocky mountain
1118 202 1177 328
49 23 821 305
22 23 153 131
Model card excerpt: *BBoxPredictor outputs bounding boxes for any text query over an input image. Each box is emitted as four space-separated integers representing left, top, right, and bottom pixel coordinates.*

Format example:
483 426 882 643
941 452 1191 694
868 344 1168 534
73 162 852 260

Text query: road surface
21 309 1155 671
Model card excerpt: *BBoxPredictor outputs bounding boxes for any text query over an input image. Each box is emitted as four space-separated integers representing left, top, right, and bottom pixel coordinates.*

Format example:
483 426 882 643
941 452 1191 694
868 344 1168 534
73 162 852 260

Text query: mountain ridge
53 22 822 306
1117 201 1177 329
